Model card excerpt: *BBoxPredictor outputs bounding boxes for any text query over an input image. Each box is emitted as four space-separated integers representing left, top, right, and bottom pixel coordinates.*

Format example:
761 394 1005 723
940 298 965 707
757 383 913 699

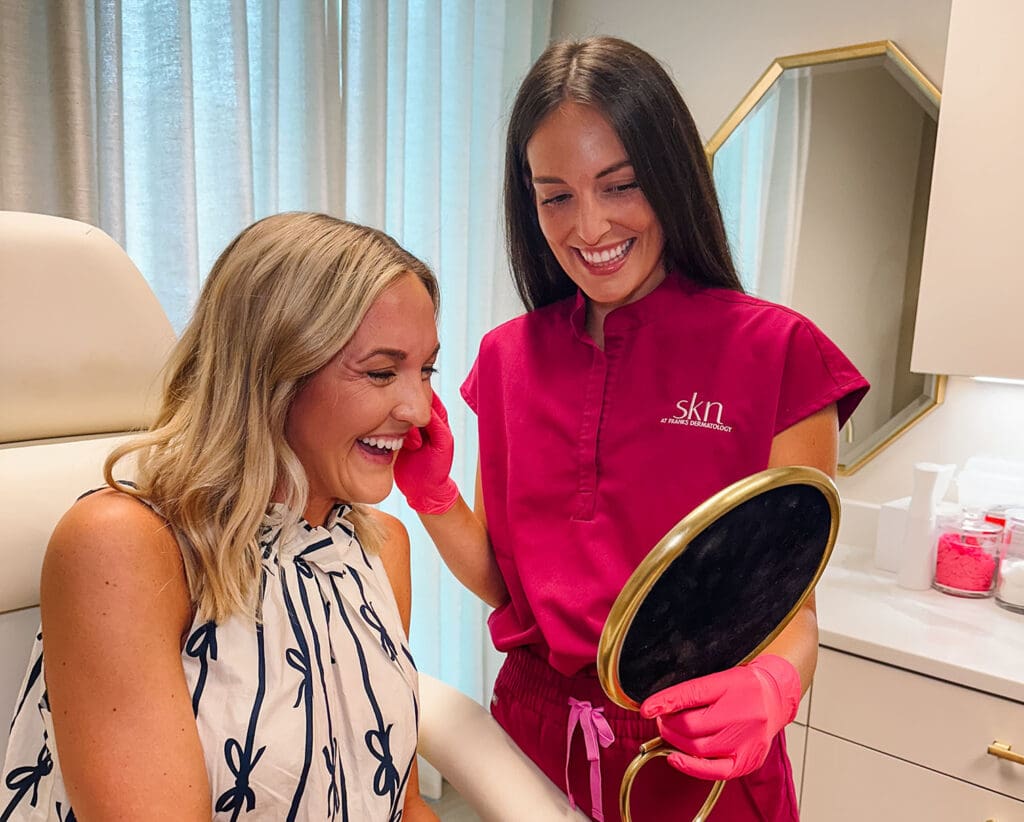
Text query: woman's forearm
418 497 508 608
761 593 819 694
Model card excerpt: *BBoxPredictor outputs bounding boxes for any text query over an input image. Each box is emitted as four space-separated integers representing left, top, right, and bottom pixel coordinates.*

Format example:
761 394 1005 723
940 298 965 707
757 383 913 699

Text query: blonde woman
2 213 441 822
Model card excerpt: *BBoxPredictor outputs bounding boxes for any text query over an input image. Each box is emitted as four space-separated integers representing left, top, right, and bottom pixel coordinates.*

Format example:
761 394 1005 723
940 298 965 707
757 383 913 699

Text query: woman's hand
394 392 459 515
639 654 802 781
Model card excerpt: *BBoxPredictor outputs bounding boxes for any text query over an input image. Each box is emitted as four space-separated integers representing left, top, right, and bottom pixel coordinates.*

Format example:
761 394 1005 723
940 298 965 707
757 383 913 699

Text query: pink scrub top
461 272 868 676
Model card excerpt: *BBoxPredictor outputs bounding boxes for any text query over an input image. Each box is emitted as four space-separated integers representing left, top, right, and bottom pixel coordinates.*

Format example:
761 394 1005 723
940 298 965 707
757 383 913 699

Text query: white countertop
816 540 1024 704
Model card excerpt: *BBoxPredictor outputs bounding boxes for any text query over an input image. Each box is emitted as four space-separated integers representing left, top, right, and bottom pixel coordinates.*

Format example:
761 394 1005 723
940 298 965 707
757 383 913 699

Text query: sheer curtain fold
0 2 96 222
342 0 387 228
713 70 812 303
121 0 202 325
94 0 127 245
189 0 256 279
0 0 552 703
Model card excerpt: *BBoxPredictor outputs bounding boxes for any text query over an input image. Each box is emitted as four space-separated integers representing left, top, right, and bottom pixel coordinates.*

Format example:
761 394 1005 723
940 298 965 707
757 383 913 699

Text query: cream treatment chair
0 211 585 821
0 210 177 759
0 208 177 761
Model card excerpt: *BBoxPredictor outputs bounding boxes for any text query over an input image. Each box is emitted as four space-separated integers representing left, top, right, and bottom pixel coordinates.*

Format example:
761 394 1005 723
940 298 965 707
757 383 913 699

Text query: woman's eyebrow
356 343 440 364
595 159 633 179
531 159 633 185
357 348 407 363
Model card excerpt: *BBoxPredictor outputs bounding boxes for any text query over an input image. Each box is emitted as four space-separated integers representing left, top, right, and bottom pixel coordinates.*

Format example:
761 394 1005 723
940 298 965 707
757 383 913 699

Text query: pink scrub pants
490 648 799 822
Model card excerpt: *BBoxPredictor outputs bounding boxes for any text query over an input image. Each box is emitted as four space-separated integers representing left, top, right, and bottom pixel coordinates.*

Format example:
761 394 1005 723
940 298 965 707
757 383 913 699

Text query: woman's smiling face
284 273 439 525
526 101 666 335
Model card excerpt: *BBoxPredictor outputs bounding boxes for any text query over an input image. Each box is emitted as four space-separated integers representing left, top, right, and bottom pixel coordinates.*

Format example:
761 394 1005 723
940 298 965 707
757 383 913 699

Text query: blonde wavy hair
105 212 439 622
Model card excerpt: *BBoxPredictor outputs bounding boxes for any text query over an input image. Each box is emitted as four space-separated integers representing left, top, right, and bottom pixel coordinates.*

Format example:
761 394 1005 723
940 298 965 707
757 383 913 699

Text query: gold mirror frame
705 41 947 476
597 466 840 708
596 466 841 822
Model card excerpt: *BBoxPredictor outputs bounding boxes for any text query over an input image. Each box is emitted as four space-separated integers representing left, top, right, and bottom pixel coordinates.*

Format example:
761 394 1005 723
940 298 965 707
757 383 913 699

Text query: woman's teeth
359 436 403 452
579 239 632 265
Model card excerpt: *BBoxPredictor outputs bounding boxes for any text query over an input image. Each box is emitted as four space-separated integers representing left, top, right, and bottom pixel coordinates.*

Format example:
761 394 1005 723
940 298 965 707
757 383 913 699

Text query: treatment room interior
2 0 1022 820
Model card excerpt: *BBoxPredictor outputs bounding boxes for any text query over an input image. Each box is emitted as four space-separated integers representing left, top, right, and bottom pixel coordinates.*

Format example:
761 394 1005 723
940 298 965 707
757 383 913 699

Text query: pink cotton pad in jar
932 523 1001 598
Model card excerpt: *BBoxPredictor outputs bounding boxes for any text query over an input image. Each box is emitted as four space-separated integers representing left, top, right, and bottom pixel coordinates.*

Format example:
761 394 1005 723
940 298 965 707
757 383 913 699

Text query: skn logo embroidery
660 392 734 432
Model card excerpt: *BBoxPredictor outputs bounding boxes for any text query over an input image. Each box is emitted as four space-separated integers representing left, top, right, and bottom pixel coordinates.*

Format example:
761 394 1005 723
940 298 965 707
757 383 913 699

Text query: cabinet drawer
813 647 1024 800
802 729 1024 822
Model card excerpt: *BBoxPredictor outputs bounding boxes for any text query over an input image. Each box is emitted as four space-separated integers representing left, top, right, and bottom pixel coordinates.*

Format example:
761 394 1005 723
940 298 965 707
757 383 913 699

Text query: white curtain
0 0 552 704
713 67 812 303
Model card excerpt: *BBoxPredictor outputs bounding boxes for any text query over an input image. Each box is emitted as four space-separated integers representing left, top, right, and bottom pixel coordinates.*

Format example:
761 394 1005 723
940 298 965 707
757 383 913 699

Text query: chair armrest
417 673 589 821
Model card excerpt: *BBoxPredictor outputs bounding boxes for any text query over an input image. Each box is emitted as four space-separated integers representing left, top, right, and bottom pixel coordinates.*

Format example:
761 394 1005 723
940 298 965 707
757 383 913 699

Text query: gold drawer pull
988 740 1024 765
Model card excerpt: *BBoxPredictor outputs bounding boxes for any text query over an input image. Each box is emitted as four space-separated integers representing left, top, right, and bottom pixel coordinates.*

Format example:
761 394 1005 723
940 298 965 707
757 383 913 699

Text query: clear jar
934 502 962 536
996 509 1024 613
932 516 1001 597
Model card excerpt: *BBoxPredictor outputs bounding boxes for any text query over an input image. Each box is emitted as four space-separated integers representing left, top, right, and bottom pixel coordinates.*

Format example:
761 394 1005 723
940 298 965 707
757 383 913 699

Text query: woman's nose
395 381 432 428
576 195 611 246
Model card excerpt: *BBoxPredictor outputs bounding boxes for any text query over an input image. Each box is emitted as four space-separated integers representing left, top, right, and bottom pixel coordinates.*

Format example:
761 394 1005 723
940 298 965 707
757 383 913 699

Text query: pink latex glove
639 654 802 781
394 392 459 515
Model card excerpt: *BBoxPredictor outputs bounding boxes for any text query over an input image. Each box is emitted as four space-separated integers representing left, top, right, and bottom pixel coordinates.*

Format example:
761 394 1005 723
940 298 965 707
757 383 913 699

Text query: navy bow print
360 601 397 661
3 744 53 811
184 621 218 716
214 737 266 816
345 566 398 661
322 737 341 818
365 724 399 798
184 621 218 661
286 647 310 708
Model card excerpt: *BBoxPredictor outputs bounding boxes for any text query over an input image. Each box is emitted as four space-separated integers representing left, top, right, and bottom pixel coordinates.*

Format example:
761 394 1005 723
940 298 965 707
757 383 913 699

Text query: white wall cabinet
911 0 1024 379
793 647 1024 820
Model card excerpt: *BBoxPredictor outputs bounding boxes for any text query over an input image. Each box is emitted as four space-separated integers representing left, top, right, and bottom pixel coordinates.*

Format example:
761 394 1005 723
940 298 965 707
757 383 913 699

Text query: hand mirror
596 466 839 822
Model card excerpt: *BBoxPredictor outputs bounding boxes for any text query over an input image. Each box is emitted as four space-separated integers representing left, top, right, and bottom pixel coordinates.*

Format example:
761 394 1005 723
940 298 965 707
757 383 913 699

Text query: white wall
551 0 951 142
551 0 1024 504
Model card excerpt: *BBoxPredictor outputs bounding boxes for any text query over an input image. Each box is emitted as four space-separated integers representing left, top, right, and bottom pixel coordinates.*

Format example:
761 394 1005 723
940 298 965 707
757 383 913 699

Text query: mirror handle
619 736 726 822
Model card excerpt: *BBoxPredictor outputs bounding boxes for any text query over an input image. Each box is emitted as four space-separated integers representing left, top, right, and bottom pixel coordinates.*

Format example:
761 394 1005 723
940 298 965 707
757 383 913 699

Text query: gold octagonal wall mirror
706 41 946 475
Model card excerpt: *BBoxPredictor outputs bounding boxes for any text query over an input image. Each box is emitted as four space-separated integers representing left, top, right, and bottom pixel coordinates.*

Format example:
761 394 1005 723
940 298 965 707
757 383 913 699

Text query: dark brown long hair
504 36 743 311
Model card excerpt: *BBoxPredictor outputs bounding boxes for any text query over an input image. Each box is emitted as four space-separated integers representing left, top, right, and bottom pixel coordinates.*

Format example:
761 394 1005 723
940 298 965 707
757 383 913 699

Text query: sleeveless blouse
2 502 419 821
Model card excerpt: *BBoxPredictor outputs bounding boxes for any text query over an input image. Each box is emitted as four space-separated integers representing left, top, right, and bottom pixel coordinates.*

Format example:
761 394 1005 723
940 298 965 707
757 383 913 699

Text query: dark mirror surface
618 483 832 703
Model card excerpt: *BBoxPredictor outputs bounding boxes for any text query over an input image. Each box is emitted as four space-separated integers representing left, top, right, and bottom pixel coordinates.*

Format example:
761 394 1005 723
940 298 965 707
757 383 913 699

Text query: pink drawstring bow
566 698 615 821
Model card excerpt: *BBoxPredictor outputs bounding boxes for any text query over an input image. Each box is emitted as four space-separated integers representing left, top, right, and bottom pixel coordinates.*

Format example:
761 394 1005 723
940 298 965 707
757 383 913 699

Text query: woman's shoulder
364 507 409 545
685 287 868 423
691 285 811 324
679 284 833 346
42 488 190 628
363 507 410 571
52 487 177 556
